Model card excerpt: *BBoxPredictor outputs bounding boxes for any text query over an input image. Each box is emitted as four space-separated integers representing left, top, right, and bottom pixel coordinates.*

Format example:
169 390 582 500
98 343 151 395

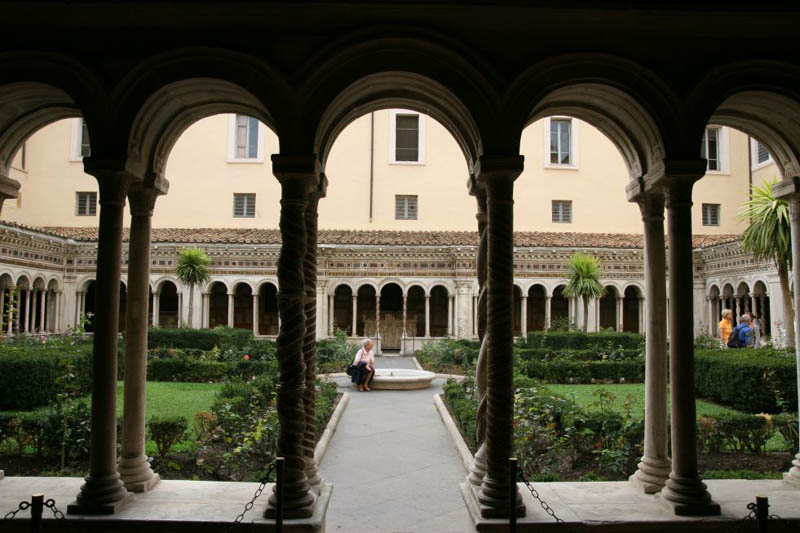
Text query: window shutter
80 119 91 157
552 200 572 223
76 192 97 216
395 195 418 220
248 117 259 158
702 203 720 226
395 115 419 162
757 142 770 164
234 194 245 217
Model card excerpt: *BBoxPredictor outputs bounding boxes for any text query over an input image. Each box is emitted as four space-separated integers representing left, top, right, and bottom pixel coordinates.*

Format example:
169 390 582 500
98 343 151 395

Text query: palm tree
739 178 794 348
562 252 606 332
176 248 211 328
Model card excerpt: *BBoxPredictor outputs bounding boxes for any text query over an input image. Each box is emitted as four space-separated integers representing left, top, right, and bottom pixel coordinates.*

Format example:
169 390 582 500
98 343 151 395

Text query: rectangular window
80 119 91 157
757 141 770 164
233 193 256 218
552 200 572 223
395 114 420 162
76 192 97 216
702 203 720 226
395 195 418 220
235 115 259 159
550 119 572 165
701 127 720 171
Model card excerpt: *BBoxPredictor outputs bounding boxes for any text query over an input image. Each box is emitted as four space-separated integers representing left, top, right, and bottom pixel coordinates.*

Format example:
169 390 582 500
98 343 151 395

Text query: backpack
727 324 743 348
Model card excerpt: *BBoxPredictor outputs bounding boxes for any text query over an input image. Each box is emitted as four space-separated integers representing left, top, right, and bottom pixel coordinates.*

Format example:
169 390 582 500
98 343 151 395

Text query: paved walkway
321 356 467 533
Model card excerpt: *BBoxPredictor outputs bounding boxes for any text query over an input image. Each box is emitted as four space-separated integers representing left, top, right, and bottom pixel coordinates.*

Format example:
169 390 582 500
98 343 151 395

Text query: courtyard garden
0 327 340 482
422 331 799 482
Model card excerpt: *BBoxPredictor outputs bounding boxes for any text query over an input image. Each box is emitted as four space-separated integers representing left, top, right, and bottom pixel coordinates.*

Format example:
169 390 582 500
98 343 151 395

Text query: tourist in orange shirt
718 309 733 348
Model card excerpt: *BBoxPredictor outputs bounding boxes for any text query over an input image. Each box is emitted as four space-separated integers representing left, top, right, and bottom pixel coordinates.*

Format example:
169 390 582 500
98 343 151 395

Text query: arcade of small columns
0 275 62 335
707 281 772 337
2 159 799 520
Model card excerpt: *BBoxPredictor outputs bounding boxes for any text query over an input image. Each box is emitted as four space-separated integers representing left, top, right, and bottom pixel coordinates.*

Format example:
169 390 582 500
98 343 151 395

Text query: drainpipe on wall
369 112 374 223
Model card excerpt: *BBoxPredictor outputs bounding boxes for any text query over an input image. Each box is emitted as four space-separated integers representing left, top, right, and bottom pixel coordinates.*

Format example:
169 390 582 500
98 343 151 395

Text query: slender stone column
301 183 325 493
772 177 800 487
266 154 317 518
520 295 528 338
55 290 62 332
447 294 453 336
476 156 524 518
328 294 334 336
202 293 209 328
227 293 234 327
472 295 478 336
0 288 5 332
629 193 671 494
659 163 719 515
468 182 489 487
616 296 623 332
639 297 645 335
69 172 133 514
6 288 13 334
424 295 431 337
24 289 31 333
152 292 160 328
402 294 408 336
38 290 46 332
252 294 259 335
545 296 551 329
375 295 381 339
177 292 183 326
351 294 357 337
118 185 161 493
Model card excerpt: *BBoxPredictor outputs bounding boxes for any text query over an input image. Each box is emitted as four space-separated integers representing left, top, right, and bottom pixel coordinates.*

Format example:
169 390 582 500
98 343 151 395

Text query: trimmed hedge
0 345 93 410
517 347 642 362
520 331 644 350
147 327 253 350
694 349 797 414
147 357 279 382
524 359 645 383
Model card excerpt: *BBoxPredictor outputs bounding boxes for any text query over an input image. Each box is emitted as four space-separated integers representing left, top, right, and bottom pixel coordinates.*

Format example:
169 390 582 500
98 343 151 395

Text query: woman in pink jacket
351 338 375 391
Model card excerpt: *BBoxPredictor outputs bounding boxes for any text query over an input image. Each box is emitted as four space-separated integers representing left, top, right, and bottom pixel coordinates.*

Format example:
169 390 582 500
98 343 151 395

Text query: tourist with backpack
727 313 754 349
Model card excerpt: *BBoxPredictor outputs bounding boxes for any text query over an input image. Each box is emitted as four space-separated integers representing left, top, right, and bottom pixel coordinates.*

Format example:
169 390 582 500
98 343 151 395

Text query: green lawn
543 383 740 419
544 383 789 452
116 381 222 421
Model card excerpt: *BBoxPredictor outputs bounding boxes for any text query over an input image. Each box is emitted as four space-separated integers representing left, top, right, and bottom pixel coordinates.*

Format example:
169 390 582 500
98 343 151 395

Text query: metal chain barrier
226 458 279 532
44 498 66 520
2 499 31 521
514 460 565 525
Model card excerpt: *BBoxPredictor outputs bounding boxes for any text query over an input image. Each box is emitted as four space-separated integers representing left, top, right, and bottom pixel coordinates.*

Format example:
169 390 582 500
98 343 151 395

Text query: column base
0 470 4 479
464 479 525 520
629 456 671 494
782 454 800 488
477 476 525 518
118 455 160 493
657 475 720 516
68 473 132 515
467 443 488 487
265 482 327 520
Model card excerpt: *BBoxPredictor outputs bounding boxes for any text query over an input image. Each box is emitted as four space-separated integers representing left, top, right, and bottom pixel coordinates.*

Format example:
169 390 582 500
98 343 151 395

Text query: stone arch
156 280 180 328
378 278 405 294
154 276 179 293
356 283 377 337
204 278 230 294
504 54 677 179
32 276 46 290
110 47 293 179
208 280 229 328
257 281 279 336
429 284 450 337
406 284 426 337
379 282 404 350
45 276 61 291
332 283 354 336
752 280 771 336
0 49 104 175
599 284 620 331
622 285 642 333
550 284 570 329
255 279 279 294
232 282 253 330
692 61 800 178
15 273 31 288
527 284 547 332
232 280 255 293
301 34 494 162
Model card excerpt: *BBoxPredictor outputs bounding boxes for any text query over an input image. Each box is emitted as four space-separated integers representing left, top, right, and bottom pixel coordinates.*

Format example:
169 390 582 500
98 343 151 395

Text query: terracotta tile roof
1 220 739 249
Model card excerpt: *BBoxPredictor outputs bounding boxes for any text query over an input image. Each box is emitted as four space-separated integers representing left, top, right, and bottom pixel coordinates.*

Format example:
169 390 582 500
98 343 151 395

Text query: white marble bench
369 368 436 390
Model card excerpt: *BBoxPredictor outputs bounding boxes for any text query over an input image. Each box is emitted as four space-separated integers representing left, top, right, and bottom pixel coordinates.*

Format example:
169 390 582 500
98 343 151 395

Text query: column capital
0 174 21 212
474 155 524 185
128 183 165 217
271 154 322 193
773 176 800 201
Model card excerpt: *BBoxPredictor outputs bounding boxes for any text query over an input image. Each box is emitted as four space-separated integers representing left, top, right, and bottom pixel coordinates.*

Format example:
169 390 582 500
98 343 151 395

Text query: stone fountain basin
369 368 437 390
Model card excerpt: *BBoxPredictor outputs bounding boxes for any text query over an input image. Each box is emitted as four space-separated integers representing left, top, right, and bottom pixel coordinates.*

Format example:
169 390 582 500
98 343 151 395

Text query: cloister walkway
321 357 467 533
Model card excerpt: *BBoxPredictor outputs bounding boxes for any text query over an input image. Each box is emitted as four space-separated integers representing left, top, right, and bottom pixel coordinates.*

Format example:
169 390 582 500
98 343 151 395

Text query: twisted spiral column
301 188 323 493
267 159 317 519
468 185 489 487
476 158 524 518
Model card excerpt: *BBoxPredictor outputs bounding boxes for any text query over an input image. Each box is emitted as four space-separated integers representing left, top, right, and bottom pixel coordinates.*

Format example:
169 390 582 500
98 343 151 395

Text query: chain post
755 496 768 533
30 494 43 533
509 458 517 532
276 456 284 533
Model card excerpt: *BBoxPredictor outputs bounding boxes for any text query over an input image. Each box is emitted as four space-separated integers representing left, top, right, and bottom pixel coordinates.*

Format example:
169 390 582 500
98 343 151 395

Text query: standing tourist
718 309 733 348
751 313 762 348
